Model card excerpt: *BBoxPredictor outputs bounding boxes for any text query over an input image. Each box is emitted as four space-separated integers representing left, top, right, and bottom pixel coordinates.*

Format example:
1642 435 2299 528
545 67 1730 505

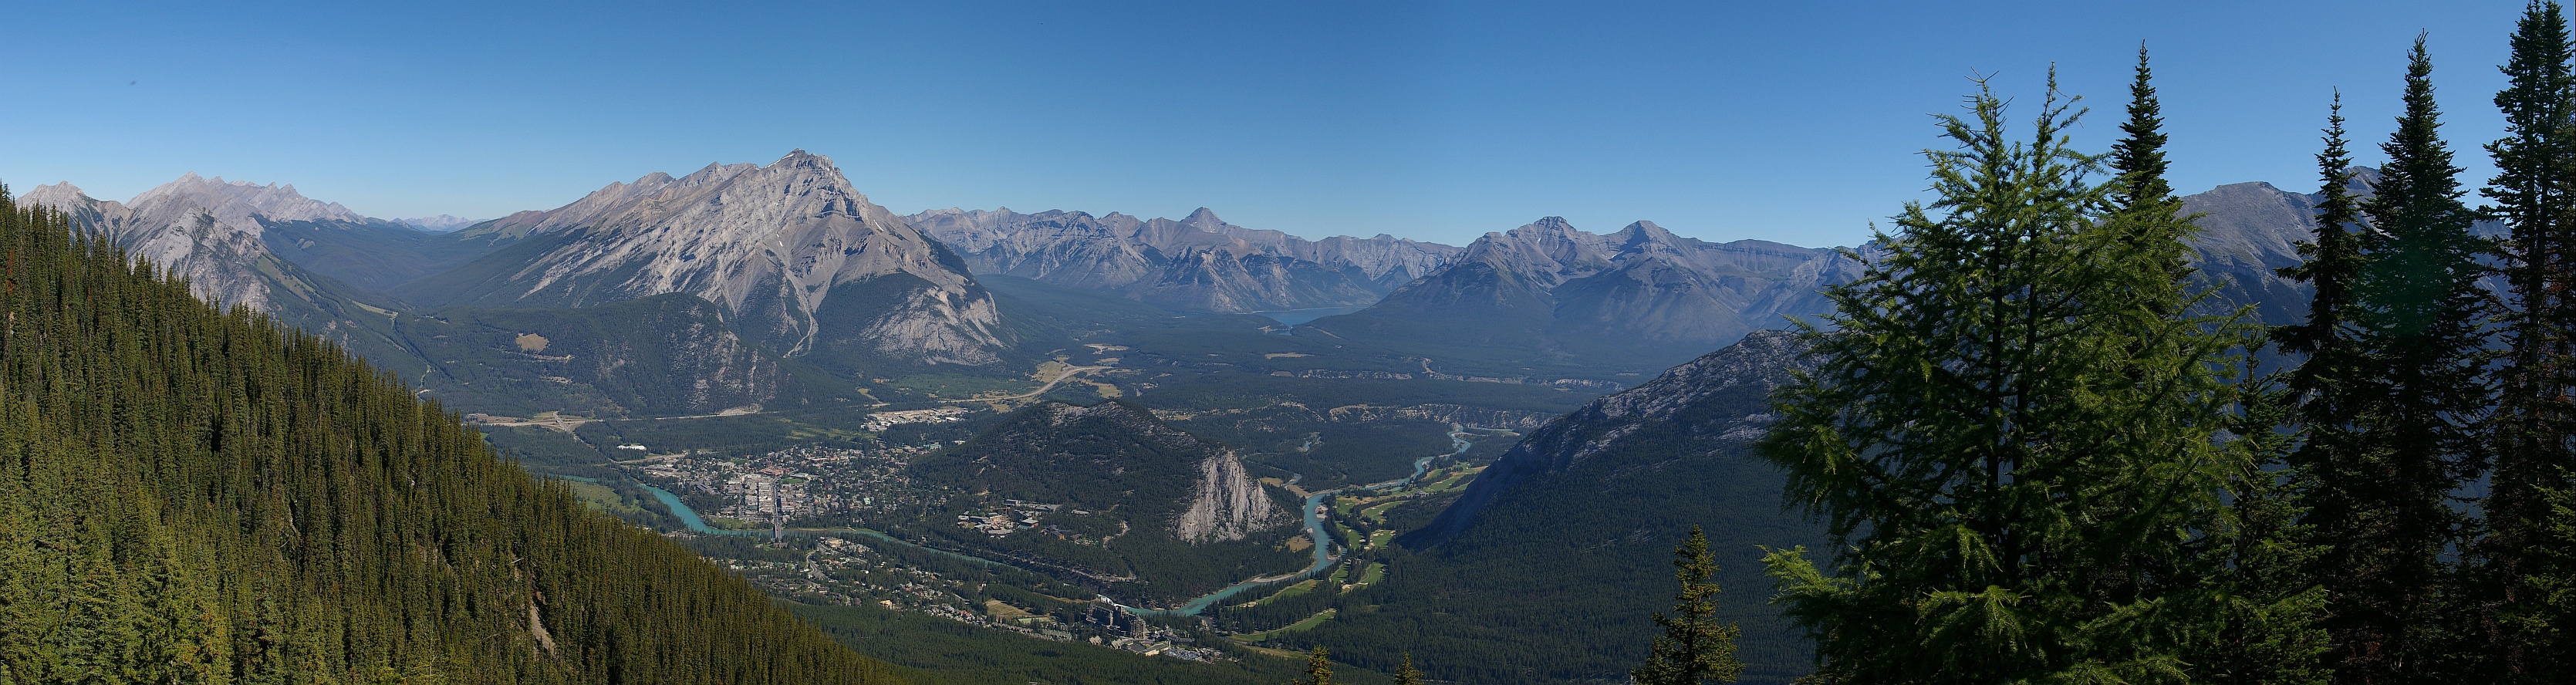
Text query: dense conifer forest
0 189 903 683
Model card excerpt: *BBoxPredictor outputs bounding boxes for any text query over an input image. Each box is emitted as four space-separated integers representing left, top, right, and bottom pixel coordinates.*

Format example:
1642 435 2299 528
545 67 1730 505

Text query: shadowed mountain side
260 216 505 293
1298 329 1825 684
399 294 800 418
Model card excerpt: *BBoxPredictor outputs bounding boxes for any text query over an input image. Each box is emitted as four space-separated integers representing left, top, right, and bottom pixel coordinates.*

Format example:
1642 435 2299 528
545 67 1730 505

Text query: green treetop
1758 71 2316 684
1632 526 1742 685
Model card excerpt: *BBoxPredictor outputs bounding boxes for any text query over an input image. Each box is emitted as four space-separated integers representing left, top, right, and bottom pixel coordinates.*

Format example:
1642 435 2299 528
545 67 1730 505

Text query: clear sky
0 1 2530 248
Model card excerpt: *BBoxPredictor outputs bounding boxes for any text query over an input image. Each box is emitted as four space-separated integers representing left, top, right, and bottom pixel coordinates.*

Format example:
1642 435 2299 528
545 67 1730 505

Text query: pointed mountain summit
404 150 1008 367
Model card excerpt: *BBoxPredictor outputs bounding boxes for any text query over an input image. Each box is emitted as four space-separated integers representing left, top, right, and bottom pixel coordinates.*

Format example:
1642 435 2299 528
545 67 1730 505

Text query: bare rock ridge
1177 441 1282 544
414 150 1008 366
18 175 364 311
905 206 1462 312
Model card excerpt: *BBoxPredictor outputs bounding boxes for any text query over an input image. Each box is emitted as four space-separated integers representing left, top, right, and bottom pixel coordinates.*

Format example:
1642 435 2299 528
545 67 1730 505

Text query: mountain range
906 206 1459 313
9 153 2379 683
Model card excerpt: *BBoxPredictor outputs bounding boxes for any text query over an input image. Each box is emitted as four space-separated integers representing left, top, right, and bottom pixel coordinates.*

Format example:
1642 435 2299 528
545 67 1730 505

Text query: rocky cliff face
13 177 424 371
906 206 1460 312
19 175 365 312
407 151 1008 366
1176 445 1281 544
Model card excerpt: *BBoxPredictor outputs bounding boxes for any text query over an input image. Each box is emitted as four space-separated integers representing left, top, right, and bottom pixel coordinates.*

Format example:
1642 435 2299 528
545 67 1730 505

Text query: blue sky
0 2 2528 248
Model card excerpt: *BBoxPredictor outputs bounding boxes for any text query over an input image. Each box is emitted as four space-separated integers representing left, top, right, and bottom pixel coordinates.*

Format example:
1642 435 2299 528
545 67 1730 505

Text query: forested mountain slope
1288 330 1825 684
0 189 903 683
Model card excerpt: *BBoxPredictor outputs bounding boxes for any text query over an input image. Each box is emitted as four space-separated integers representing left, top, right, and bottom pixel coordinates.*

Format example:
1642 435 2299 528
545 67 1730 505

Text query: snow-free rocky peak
13 174 364 311
416 150 1008 366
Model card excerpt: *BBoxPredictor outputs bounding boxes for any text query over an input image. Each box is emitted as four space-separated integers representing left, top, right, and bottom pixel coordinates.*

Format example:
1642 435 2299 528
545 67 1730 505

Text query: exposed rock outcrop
409 151 1009 366
1176 448 1281 543
19 175 364 311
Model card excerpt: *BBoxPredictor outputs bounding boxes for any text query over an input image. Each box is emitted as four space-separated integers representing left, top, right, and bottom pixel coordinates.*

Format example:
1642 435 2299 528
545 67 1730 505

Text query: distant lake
1251 306 1366 326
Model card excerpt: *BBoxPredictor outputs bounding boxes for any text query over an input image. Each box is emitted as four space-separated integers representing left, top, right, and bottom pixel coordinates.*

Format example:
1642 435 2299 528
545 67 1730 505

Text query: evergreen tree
1632 526 1742 685
1295 646 1335 685
2277 94 2368 400
2112 42 2177 209
2103 44 2196 309
1757 73 2311 683
2289 35 2495 683
2482 3 2576 679
1395 653 1424 685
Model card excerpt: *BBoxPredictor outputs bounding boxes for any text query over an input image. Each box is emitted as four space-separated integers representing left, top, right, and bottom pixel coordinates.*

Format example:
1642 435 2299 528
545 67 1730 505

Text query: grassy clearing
1352 562 1385 588
1231 609 1337 642
1247 579 1319 606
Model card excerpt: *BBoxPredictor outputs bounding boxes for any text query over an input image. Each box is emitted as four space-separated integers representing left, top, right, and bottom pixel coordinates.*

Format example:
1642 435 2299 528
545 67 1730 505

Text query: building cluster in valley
717 535 1227 663
859 406 971 432
624 441 958 529
957 499 1086 538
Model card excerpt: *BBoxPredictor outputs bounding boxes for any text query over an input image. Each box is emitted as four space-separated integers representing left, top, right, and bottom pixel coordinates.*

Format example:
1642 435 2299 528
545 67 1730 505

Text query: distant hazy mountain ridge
906 206 1461 312
1304 216 1860 376
394 214 480 231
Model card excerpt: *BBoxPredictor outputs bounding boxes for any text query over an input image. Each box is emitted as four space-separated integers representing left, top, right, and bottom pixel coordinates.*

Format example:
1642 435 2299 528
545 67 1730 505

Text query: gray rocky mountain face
19 175 365 312
2176 166 2507 328
905 206 1462 312
415 151 1008 366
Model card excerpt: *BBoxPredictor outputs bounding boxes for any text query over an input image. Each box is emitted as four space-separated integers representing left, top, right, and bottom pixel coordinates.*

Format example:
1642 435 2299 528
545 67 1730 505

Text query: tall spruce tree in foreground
2483 3 2576 679
2334 35 2494 683
2273 97 2380 685
2277 95 2368 423
1633 526 1743 685
1758 72 2314 683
